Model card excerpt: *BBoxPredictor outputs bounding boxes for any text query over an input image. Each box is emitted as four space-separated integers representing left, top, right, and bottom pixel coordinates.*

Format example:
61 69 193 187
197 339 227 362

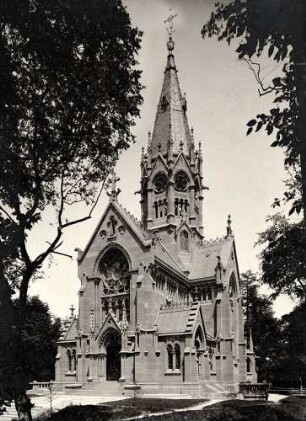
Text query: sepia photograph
0 0 305 420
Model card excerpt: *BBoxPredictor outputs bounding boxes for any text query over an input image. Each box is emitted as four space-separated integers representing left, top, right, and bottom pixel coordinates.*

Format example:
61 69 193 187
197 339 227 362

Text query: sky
29 0 296 319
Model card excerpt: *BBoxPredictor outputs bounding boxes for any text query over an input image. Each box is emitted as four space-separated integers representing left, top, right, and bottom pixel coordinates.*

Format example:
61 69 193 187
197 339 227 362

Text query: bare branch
241 58 282 97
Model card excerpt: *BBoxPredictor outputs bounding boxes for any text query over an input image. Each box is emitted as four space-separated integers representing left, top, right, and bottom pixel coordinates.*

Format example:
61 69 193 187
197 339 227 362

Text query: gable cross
107 215 118 236
69 305 75 318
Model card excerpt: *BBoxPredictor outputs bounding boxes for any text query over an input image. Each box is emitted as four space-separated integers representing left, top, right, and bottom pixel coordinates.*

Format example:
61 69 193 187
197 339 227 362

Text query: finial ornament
164 9 177 52
226 214 233 237
164 9 177 36
107 170 121 201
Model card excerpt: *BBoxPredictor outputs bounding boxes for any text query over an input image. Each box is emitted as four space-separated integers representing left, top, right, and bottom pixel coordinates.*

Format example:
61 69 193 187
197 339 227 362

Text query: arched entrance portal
105 330 121 381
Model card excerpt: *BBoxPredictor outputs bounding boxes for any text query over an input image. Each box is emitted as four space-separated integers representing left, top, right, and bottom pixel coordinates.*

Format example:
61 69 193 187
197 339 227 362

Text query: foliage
0 0 143 306
241 271 282 382
256 214 306 300
202 0 306 220
273 301 306 387
0 294 61 411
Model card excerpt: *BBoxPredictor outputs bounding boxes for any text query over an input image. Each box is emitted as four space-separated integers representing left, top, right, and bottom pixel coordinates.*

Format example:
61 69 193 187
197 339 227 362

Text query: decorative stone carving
100 230 107 239
118 225 126 235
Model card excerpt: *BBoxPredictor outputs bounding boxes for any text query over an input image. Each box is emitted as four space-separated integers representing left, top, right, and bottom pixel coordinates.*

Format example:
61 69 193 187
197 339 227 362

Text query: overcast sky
29 0 295 318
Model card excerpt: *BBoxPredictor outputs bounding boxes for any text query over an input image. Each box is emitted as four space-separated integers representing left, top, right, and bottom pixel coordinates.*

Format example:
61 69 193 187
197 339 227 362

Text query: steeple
140 32 204 240
150 36 192 157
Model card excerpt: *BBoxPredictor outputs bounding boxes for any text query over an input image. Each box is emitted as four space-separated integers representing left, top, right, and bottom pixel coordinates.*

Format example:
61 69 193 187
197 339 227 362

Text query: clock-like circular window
154 172 168 193
174 171 189 192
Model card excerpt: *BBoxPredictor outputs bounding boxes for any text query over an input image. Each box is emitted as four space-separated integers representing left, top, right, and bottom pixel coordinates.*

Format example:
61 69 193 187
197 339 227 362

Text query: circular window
174 171 189 192
154 172 168 193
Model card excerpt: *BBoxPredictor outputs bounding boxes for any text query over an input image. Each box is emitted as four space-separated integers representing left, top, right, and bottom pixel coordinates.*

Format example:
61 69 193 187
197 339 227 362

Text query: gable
149 154 169 185
77 200 151 268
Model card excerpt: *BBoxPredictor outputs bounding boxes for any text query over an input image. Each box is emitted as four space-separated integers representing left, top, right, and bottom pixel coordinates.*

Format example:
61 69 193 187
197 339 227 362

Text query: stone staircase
199 382 236 399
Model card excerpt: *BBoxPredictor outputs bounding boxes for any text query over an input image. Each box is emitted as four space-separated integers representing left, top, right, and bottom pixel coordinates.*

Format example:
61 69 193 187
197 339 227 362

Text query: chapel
55 35 256 397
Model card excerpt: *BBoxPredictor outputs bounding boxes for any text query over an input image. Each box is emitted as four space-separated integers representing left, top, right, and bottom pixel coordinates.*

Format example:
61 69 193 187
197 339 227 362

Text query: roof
156 305 192 335
150 40 192 156
59 317 77 342
188 236 234 280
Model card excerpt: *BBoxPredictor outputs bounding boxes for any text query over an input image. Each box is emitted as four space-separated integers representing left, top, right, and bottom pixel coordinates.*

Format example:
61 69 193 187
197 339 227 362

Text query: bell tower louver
140 36 204 239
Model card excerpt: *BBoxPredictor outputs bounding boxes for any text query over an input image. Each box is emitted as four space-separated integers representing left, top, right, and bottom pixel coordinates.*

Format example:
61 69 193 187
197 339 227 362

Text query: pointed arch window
180 231 189 251
174 344 181 369
167 344 173 370
67 349 72 371
72 348 77 371
246 357 251 373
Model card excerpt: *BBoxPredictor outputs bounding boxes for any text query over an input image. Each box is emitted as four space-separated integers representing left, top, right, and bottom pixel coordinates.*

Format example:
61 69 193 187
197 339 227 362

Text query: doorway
106 330 121 381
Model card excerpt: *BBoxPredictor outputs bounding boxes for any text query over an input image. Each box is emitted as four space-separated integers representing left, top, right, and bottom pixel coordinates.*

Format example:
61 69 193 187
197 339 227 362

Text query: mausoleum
55 35 256 397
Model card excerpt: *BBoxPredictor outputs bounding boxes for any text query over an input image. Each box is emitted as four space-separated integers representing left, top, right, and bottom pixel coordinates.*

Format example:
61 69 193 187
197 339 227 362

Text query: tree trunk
293 40 306 226
14 392 33 421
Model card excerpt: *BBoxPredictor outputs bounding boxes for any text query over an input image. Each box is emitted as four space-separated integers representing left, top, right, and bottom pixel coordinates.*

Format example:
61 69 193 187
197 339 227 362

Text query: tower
140 36 204 239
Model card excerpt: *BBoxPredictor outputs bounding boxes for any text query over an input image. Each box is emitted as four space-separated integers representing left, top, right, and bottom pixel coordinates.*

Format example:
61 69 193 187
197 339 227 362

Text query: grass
42 398 207 421
43 394 306 421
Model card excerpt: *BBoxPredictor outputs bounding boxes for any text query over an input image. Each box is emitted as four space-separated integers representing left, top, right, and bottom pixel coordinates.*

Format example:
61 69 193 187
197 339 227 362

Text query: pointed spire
149 31 192 157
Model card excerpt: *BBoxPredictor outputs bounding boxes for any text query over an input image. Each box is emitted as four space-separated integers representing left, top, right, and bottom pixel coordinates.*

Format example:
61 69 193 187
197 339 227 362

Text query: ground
34 394 306 421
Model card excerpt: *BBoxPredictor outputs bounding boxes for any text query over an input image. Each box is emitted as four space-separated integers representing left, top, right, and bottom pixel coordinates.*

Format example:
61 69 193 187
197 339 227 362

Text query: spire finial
191 127 194 144
226 214 233 237
164 9 177 52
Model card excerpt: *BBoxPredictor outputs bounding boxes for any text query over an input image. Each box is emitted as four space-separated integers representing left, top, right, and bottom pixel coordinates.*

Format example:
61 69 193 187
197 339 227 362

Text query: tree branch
0 205 17 224
241 58 282 97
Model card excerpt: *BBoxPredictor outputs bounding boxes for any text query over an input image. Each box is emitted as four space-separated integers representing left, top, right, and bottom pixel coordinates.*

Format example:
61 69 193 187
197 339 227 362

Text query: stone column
146 187 154 228
189 184 196 226
167 178 175 223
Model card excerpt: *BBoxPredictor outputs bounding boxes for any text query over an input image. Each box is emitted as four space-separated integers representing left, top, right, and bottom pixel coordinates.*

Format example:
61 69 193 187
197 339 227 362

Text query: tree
276 301 306 388
0 295 61 420
202 0 306 222
0 1 142 418
241 271 282 383
257 214 306 300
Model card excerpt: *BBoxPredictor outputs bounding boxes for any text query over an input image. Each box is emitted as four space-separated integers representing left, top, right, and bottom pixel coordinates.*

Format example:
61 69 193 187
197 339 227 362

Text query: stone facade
55 36 256 397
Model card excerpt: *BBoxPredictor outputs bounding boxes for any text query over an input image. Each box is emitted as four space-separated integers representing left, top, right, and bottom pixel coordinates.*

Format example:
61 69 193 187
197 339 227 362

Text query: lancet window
167 344 173 370
175 344 181 369
154 199 167 218
67 348 77 372
180 231 189 251
174 198 189 216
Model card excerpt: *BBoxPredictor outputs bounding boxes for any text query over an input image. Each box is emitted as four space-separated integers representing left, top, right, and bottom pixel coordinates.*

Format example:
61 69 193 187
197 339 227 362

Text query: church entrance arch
104 329 121 381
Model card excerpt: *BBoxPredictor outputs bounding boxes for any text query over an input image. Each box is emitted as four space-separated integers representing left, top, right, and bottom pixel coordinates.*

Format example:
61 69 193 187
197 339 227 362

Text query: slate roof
156 306 191 335
150 44 192 156
188 236 233 280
